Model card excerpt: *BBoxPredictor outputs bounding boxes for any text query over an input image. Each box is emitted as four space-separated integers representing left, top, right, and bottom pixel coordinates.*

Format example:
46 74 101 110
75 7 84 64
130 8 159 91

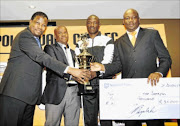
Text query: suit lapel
134 27 145 48
123 33 133 48
55 43 69 65
70 49 75 66
26 27 43 49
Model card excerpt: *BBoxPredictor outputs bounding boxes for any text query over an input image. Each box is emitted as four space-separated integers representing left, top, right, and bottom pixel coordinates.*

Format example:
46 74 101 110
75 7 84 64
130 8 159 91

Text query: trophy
76 33 95 94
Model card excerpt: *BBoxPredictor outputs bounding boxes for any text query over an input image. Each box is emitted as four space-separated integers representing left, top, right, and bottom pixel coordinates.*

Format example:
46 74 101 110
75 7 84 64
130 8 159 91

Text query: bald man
91 9 171 126
41 26 81 126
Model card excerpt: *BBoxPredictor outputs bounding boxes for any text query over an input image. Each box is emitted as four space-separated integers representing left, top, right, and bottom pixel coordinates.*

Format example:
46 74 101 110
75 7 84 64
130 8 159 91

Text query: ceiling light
29 5 36 9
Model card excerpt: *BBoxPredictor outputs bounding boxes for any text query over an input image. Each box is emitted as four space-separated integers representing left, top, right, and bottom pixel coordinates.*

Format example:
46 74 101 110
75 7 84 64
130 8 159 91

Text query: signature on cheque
129 104 157 117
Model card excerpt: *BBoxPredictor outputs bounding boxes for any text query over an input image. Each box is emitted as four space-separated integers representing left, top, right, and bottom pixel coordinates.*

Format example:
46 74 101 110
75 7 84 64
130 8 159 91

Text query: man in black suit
91 8 172 126
0 12 90 126
41 26 80 126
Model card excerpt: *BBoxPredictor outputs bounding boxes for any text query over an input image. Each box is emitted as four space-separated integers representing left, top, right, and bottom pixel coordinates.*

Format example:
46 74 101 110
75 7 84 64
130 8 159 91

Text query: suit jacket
41 43 75 105
104 27 172 78
0 27 67 105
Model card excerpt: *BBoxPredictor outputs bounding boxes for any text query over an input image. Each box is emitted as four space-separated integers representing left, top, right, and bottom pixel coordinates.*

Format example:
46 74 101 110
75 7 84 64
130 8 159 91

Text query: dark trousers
82 89 112 126
0 95 35 126
124 120 164 126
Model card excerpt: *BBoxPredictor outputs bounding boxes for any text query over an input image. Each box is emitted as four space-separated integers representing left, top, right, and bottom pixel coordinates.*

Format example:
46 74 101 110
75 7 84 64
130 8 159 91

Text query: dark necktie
64 46 74 67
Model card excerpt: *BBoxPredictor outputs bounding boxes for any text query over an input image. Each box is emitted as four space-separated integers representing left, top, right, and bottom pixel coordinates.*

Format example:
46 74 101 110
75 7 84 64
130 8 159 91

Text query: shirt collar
127 26 140 35
34 36 39 40
87 31 101 39
57 42 69 49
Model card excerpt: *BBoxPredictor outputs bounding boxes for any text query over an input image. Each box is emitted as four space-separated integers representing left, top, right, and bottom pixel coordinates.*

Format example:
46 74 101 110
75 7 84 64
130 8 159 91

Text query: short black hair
31 11 48 20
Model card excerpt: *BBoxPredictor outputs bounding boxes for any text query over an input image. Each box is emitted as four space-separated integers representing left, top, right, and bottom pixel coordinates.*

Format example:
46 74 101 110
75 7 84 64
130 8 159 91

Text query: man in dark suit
41 26 80 126
91 8 172 126
0 12 90 126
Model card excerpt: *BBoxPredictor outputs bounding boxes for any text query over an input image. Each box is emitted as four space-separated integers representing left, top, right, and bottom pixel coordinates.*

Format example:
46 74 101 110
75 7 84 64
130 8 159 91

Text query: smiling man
41 26 81 126
0 12 90 126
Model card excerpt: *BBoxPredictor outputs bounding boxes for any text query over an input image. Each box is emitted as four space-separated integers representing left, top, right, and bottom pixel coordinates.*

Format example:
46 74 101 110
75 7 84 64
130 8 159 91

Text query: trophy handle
90 56 95 63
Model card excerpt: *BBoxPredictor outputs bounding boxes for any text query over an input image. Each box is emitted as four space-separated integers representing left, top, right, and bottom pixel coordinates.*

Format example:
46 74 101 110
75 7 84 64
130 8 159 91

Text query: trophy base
78 84 95 95
83 85 95 94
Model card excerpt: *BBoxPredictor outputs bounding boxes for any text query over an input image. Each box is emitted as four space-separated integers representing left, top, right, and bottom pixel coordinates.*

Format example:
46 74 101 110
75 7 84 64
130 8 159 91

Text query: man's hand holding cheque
90 62 163 86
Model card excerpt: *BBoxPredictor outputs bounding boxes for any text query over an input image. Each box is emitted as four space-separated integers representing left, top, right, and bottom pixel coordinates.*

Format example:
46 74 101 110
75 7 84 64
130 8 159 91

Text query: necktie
35 37 41 48
130 31 137 46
